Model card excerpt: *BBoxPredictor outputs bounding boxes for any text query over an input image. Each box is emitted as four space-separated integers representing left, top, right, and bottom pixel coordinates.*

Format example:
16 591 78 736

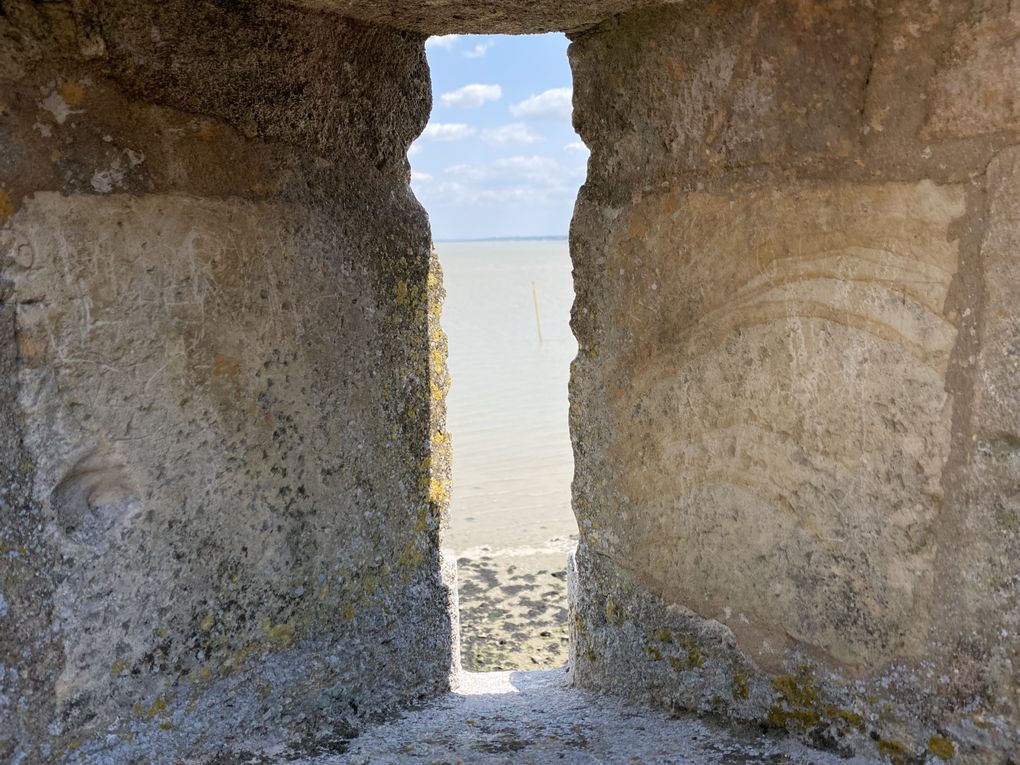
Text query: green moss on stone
604 597 624 626
732 673 749 700
928 735 955 760
766 705 820 730
823 704 864 732
652 627 673 643
772 673 818 708
876 738 912 765
264 622 295 649
133 694 173 722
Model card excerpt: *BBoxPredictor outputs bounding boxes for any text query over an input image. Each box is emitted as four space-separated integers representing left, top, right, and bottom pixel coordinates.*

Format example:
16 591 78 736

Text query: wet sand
455 541 575 671
437 240 577 672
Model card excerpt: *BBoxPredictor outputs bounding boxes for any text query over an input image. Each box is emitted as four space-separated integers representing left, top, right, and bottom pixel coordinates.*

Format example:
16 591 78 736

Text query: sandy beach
455 539 575 671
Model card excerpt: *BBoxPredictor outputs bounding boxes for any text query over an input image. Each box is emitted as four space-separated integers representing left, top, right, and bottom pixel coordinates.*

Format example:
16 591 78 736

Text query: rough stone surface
333 669 882 765
3 0 1020 762
591 180 965 670
568 1 1020 762
53 669 889 764
0 2 453 762
290 0 682 35
925 4 1020 139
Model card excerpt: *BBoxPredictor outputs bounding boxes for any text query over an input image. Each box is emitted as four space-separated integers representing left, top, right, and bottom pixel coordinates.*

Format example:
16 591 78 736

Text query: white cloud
439 84 502 108
482 123 541 145
510 88 573 121
420 122 477 141
564 140 588 153
464 42 493 59
421 155 584 206
426 35 461 50
411 171 433 184
407 143 422 156
445 155 560 182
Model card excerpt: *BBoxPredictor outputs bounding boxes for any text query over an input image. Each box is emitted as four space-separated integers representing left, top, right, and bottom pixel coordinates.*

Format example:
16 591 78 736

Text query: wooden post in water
531 281 544 344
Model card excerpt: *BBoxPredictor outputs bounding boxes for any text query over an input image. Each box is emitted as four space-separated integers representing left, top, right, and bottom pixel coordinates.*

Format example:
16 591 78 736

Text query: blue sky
410 34 589 241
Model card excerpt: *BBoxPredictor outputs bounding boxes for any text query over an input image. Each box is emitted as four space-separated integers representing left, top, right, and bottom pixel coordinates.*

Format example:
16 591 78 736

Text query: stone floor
313 669 882 765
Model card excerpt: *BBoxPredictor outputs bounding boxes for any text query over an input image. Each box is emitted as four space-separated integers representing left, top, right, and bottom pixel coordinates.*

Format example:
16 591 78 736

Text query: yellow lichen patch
766 704 820 730
652 627 673 643
353 572 381 606
58 80 85 106
0 188 15 222
399 541 426 571
395 279 411 306
110 658 128 677
823 705 865 732
732 673 750 700
430 346 445 372
199 613 215 631
876 738 911 764
413 503 431 533
928 735 955 760
133 695 171 721
604 597 624 626
771 673 818 708
766 673 822 731
684 649 704 669
264 622 295 649
428 476 450 504
221 642 260 675
645 644 663 661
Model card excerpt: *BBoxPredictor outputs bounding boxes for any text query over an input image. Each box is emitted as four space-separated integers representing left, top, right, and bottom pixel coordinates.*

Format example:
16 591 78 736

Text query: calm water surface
437 240 578 556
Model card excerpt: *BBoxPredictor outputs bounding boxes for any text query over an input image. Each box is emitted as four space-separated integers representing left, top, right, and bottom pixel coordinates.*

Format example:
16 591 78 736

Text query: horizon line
433 234 568 243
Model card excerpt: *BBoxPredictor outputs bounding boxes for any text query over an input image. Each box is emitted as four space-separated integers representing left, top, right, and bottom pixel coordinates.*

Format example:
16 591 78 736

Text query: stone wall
3 0 1019 762
0 2 453 762
568 1 1020 762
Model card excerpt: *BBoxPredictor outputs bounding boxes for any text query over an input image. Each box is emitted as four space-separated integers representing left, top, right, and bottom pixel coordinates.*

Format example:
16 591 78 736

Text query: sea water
436 239 578 557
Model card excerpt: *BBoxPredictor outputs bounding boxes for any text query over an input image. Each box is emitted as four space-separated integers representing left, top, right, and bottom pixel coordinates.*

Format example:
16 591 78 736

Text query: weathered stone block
0 3 453 761
926 5 1020 139
568 2 1020 759
1 192 454 761
595 181 964 669
570 0 877 191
